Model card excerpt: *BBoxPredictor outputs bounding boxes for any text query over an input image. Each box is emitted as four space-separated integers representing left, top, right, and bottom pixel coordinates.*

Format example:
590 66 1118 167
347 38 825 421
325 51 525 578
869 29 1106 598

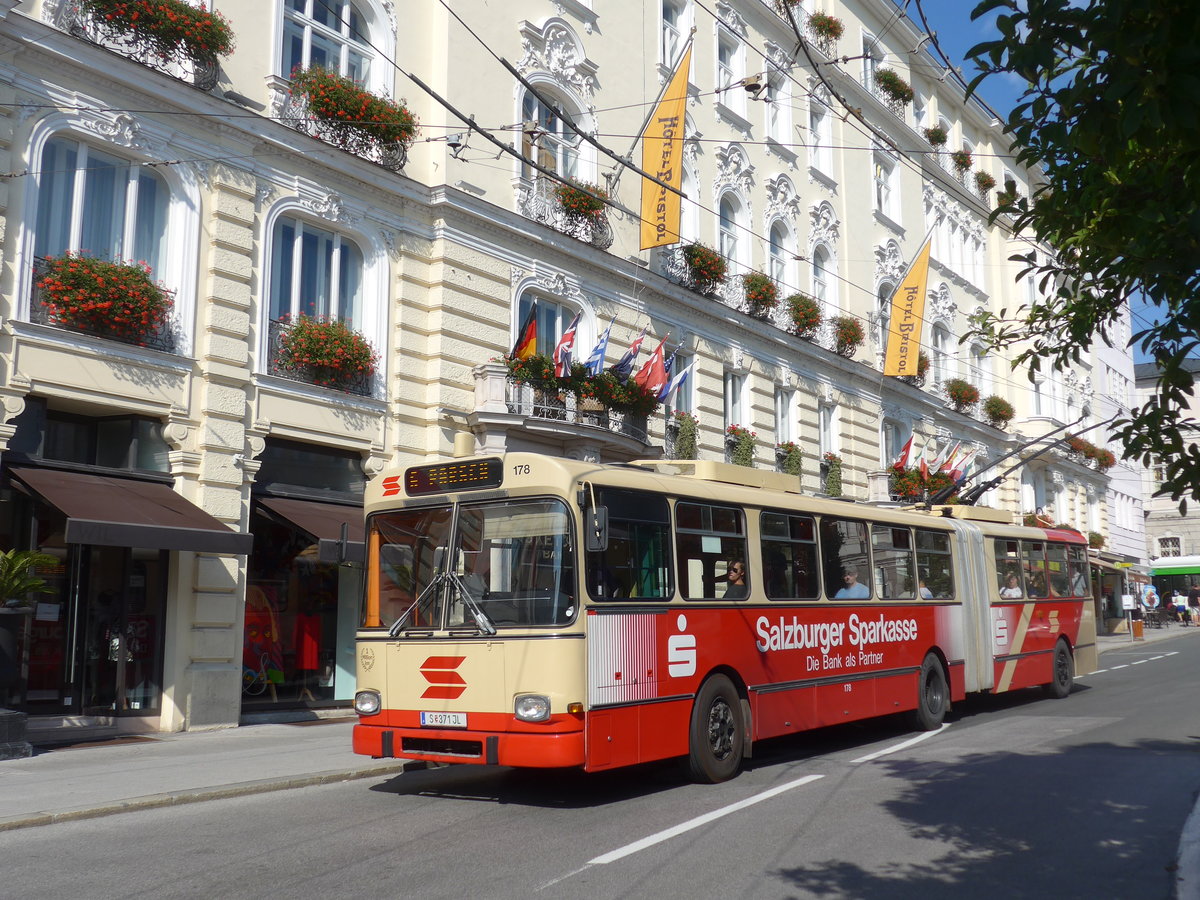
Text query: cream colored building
0 0 1133 737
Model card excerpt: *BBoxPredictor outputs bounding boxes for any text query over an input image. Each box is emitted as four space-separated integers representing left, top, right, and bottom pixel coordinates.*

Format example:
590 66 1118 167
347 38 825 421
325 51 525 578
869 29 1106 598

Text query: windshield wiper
446 571 496 636
389 572 445 637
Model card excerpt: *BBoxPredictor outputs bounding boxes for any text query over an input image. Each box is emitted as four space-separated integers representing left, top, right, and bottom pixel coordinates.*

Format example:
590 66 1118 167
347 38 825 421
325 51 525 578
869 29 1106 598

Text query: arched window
812 246 831 310
718 194 743 276
35 136 169 275
876 282 895 351
516 293 578 358
768 221 792 289
522 90 582 180
284 0 372 84
932 323 951 385
680 166 699 244
969 342 990 397
269 216 364 328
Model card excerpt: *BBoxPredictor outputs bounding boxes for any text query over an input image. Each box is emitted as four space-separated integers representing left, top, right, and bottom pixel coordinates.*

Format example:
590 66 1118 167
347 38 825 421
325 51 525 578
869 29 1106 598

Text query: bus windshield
369 498 577 633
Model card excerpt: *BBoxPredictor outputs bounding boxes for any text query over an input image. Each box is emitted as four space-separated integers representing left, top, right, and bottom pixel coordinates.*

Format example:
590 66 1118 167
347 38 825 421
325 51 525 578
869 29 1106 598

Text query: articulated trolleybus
353 453 1097 782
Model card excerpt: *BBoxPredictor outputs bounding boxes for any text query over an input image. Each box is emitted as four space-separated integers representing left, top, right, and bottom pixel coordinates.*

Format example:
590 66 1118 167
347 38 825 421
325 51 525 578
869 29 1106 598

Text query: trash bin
1132 619 1144 640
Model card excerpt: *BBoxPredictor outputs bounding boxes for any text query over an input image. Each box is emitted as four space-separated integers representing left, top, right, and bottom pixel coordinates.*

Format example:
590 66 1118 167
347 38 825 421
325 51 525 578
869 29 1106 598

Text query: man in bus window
834 567 869 599
723 560 748 599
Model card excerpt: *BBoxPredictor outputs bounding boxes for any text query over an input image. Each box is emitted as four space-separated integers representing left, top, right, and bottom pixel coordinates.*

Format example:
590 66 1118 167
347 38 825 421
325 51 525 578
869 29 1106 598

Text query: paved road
3 636 1196 899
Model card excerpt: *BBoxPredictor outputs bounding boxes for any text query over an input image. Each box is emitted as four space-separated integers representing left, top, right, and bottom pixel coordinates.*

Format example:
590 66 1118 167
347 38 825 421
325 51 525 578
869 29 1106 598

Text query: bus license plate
420 711 467 728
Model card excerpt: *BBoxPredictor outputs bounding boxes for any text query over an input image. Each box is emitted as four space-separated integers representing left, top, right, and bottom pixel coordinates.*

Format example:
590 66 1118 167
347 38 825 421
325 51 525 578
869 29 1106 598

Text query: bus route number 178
512 464 531 476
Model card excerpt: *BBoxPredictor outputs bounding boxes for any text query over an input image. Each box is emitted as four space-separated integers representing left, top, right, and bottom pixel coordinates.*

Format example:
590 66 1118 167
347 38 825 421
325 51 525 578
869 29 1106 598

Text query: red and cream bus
352 453 1097 782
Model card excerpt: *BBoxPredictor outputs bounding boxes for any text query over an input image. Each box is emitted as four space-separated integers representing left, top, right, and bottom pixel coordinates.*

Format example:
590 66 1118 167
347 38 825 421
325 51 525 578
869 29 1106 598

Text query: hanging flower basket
974 171 997 194
290 66 418 158
787 292 821 339
726 424 757 468
807 12 845 40
79 0 235 61
553 180 608 221
670 410 700 460
982 395 1015 429
275 314 378 391
831 315 864 358
1088 531 1106 549
681 243 727 294
923 125 948 146
945 377 980 413
901 351 931 386
889 463 957 502
1092 448 1116 472
874 68 914 105
950 149 973 172
776 441 803 476
36 253 172 346
742 272 779 317
822 451 843 497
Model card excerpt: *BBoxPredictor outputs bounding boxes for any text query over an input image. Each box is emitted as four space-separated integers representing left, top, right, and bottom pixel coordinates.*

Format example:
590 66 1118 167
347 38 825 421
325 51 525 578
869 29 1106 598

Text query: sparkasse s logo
667 613 696 677
420 656 466 699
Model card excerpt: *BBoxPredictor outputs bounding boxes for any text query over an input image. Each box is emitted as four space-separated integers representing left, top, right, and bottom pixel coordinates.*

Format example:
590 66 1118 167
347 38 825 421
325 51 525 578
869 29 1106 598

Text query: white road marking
1110 664 1128 669
585 774 825 865
1132 659 1148 664
850 723 951 764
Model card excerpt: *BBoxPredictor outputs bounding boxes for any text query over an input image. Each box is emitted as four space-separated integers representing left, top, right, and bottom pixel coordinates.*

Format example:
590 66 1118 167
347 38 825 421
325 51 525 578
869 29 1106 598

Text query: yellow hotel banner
639 44 692 250
882 238 933 377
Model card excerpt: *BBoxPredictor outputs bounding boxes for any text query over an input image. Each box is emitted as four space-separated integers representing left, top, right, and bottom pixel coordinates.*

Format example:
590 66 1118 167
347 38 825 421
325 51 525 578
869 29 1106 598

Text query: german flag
511 305 537 359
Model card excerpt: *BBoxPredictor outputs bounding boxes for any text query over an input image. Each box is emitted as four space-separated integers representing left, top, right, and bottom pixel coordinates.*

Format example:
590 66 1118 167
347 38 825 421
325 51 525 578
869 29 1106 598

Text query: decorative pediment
875 240 905 283
716 1 748 37
764 174 802 225
714 143 755 199
809 201 841 248
929 282 957 325
517 18 599 106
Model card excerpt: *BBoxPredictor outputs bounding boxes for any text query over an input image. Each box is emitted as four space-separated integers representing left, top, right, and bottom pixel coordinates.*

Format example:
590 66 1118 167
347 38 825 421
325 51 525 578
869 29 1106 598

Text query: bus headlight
354 690 381 716
514 694 551 722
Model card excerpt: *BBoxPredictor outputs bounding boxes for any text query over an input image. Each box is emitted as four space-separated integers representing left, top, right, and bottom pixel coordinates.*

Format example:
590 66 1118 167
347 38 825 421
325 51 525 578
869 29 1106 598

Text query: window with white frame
861 34 883 91
774 386 794 444
269 216 364 328
716 30 745 116
515 293 577 358
876 282 895 351
765 67 790 144
680 166 699 243
969 342 990 398
1158 536 1182 558
809 96 832 173
662 0 688 67
35 136 171 277
812 246 832 312
768 221 793 289
818 401 838 457
881 419 903 468
932 323 951 385
718 193 744 276
667 352 694 413
521 90 582 181
724 370 746 428
283 0 372 84
873 148 898 221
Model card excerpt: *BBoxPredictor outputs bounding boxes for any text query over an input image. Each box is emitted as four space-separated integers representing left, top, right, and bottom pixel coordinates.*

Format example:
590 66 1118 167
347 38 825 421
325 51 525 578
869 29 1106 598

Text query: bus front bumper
353 721 586 769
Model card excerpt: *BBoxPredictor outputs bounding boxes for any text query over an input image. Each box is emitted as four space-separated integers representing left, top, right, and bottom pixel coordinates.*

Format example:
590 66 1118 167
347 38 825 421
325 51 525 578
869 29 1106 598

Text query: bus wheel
1043 641 1074 699
909 654 948 731
688 674 744 783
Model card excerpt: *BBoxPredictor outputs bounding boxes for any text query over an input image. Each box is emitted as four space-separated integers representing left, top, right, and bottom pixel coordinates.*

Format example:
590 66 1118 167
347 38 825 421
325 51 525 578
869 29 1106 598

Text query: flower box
681 243 727 294
787 292 821 339
36 253 173 348
821 451 843 497
974 171 997 194
807 11 844 40
923 126 948 146
274 315 378 393
831 315 864 358
945 377 980 413
553 180 608 221
669 410 700 460
742 272 779 317
776 441 803 476
874 68 914 105
726 424 756 468
982 395 1015 429
79 0 235 62
950 149 973 172
289 66 418 167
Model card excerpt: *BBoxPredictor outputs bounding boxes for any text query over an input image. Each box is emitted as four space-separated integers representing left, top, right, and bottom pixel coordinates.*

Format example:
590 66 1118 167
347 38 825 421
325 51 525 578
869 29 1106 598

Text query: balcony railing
659 246 744 309
279 92 408 173
505 381 649 444
51 3 220 92
266 318 374 396
30 258 179 354
516 177 614 251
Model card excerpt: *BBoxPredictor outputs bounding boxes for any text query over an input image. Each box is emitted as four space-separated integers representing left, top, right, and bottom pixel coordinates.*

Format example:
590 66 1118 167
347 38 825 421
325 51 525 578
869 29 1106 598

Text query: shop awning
8 466 252 555
256 496 364 564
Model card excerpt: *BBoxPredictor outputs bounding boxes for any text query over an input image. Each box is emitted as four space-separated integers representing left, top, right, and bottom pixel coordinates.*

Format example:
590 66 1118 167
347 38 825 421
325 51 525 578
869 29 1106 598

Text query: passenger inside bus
834 567 870 599
1000 573 1024 598
723 560 747 599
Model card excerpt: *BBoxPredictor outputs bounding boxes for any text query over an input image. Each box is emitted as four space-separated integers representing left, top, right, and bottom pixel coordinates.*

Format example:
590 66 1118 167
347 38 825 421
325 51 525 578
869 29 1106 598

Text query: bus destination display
404 458 503 496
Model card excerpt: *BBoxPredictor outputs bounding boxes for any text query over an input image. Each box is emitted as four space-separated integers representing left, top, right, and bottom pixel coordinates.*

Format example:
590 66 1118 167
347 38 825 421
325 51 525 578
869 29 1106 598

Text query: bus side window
761 510 819 600
585 488 673 601
916 529 954 600
994 539 1022 597
872 524 915 600
676 501 749 600
820 517 872 600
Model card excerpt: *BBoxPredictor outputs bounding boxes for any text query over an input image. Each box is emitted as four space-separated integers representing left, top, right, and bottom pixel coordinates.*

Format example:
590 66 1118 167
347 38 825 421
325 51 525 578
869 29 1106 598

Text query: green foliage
0 550 59 607
982 394 1015 428
1088 531 1106 549
506 355 661 417
822 451 843 496
81 0 235 59
277 315 378 390
945 377 980 413
873 68 914 104
923 125 948 146
776 441 803 476
741 272 779 314
671 410 699 460
806 11 845 40
966 0 1200 503
726 424 756 467
787 292 822 338
37 253 171 344
889 463 957 502
831 316 864 358
290 66 418 148
681 243 727 293
553 181 608 220
974 171 997 193
950 149 972 172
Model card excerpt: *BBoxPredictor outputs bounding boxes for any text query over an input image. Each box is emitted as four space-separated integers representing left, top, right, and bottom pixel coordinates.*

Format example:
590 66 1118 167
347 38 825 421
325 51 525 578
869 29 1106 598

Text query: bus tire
1043 640 1073 699
688 674 744 783
909 654 948 731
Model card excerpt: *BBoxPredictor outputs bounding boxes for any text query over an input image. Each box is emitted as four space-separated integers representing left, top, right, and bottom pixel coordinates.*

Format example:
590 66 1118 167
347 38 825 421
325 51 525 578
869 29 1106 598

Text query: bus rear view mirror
586 507 608 553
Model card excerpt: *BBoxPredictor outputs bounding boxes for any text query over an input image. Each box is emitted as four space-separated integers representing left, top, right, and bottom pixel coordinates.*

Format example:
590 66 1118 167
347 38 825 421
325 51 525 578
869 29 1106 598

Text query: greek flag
584 318 613 376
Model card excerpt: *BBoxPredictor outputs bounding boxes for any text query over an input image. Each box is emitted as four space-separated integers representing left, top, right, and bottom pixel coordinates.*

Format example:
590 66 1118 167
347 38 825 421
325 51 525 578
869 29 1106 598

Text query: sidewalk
2 624 1198 835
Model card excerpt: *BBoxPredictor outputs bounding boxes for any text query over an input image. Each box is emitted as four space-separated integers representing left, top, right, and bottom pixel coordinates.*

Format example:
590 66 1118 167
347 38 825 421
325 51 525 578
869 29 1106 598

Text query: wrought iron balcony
516 177 614 251
658 246 748 311
266 318 374 396
51 2 220 92
278 92 408 173
504 381 649 444
29 258 179 353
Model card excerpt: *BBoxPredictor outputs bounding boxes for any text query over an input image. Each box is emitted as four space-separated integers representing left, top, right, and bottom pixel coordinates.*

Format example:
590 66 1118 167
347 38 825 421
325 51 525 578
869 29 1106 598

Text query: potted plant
1093 448 1117 472
776 440 803 476
670 410 700 460
1088 531 1106 550
787 292 822 339
289 66 419 157
0 550 59 692
79 0 235 62
950 149 973 172
901 351 931 386
945 377 980 413
275 314 378 392
553 180 608 222
726 424 756 467
807 11 845 41
923 125 948 147
982 394 1015 429
681 243 727 294
37 253 172 346
874 68 914 105
742 272 779 318
832 315 864 358
974 171 997 194
822 451 843 496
